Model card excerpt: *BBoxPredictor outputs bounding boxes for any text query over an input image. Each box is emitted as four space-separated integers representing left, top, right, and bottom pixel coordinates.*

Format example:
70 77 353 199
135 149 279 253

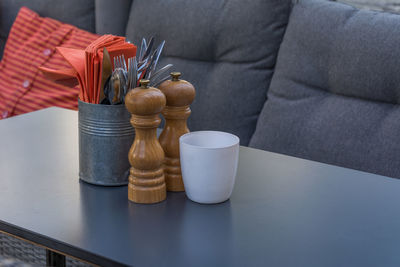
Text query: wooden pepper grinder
125 79 167 203
159 72 196 191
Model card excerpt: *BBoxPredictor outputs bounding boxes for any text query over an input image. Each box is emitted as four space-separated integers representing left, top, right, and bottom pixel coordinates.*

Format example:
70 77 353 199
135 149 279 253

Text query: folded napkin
40 35 137 104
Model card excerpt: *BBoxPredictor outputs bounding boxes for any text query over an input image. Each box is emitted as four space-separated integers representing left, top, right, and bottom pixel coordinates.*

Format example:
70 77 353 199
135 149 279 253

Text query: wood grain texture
158 73 196 192
125 80 167 203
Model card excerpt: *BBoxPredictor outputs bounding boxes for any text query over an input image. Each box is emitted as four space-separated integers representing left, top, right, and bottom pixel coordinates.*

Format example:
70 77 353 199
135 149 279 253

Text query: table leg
46 249 66 267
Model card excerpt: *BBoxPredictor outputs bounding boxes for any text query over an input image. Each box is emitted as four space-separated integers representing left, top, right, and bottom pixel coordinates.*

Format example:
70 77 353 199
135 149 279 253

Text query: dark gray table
1 107 400 267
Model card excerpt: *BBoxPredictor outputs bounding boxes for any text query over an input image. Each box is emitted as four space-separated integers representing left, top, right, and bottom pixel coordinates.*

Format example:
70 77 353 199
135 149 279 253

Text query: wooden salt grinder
125 79 167 203
159 72 196 192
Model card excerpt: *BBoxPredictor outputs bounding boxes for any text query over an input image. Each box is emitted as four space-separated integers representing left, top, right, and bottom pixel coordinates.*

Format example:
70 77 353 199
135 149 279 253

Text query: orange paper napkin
40 35 137 104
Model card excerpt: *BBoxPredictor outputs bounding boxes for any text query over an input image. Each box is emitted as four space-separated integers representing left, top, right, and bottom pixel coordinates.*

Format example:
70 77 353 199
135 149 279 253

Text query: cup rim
180 130 240 150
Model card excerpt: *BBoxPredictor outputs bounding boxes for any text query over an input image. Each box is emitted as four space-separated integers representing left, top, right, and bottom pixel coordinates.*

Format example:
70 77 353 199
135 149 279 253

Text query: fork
127 57 137 90
113 55 127 72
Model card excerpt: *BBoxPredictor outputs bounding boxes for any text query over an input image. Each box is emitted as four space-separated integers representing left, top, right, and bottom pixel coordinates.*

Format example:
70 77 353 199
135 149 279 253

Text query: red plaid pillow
0 7 99 119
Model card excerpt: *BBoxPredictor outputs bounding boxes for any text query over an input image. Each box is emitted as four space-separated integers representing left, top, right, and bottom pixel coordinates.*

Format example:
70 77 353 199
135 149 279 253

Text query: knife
148 40 165 79
99 47 112 103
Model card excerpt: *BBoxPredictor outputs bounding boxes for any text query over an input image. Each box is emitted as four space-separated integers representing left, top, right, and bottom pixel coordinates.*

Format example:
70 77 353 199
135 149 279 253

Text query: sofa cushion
0 0 95 59
95 0 132 35
0 38 5 59
0 7 99 119
125 0 292 145
250 0 400 178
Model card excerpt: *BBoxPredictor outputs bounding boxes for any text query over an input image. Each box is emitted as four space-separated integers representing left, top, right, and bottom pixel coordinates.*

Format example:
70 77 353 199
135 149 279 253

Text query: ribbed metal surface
79 118 133 137
78 100 134 186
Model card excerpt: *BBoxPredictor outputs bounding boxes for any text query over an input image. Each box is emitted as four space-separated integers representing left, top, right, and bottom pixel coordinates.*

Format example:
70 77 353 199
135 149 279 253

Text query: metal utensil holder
78 100 134 186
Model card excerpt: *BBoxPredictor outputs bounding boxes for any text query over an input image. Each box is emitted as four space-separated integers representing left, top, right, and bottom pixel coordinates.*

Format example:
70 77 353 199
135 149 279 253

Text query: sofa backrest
1 0 292 145
250 0 400 178
95 0 132 36
0 0 96 59
124 0 292 145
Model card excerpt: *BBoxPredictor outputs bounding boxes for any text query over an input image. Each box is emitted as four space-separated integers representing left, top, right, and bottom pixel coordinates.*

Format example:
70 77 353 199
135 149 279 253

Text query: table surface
1 108 400 267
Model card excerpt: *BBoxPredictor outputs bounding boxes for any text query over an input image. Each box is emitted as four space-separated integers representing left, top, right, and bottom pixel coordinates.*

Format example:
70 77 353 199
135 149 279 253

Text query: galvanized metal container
78 100 134 186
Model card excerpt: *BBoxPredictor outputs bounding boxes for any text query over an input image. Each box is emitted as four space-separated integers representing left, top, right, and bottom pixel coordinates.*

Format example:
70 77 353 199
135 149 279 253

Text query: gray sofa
1 0 400 263
2 0 400 176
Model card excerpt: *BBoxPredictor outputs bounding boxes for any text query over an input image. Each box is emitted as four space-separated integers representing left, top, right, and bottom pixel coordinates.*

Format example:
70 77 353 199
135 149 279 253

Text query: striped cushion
0 7 98 119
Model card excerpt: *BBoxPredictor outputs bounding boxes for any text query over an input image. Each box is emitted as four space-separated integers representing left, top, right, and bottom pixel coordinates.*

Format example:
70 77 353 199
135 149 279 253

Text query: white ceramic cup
179 131 240 204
